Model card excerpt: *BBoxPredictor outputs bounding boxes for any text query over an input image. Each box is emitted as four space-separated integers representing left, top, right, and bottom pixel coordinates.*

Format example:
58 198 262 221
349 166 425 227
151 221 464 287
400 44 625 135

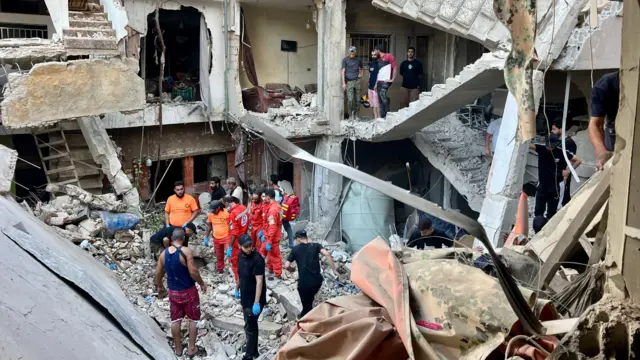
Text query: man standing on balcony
374 44 398 119
399 47 423 108
367 50 381 119
341 46 363 120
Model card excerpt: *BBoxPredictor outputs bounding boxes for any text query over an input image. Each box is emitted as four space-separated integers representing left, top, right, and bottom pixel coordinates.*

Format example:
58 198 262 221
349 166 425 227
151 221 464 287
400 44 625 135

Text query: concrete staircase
371 0 509 49
64 1 119 56
342 50 507 142
412 114 489 212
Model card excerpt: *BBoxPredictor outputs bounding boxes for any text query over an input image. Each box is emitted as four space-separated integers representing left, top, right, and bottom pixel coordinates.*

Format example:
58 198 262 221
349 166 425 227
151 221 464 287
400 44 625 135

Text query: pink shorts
169 286 201 321
367 89 379 108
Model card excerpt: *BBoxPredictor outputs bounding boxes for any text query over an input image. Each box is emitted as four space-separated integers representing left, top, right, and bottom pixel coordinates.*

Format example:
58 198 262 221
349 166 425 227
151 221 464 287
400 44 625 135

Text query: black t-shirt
368 60 380 90
591 72 619 128
150 226 190 247
238 250 267 309
565 137 577 154
210 187 226 201
534 144 574 191
400 59 423 89
287 243 324 288
408 228 451 250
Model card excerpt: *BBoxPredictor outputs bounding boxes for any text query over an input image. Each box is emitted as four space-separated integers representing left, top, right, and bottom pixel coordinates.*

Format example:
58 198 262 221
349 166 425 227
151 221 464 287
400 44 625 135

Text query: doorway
414 36 429 91
150 158 184 202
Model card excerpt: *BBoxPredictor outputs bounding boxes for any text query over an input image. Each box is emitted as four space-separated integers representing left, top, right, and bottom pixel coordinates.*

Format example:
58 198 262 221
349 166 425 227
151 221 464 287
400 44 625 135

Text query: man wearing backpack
270 173 298 248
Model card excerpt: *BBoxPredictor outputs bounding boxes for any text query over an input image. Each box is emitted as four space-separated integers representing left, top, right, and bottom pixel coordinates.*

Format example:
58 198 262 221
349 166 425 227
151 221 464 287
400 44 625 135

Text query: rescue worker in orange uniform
224 195 249 282
249 193 264 250
263 188 283 278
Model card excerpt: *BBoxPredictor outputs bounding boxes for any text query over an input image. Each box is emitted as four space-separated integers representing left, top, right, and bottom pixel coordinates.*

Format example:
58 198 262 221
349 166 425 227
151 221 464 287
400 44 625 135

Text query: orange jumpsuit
264 201 283 276
228 204 249 282
250 202 264 251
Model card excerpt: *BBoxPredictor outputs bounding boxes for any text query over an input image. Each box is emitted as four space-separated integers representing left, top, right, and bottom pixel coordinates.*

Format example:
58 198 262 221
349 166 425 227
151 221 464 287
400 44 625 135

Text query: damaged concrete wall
1 58 145 128
240 6 317 89
125 0 243 115
109 123 235 165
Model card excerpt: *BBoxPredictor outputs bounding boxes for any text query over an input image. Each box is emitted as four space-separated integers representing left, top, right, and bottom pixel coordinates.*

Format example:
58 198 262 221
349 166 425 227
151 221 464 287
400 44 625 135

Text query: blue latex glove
181 222 189 228
258 230 263 238
235 289 240 300
252 303 261 316
165 224 171 228
260 234 265 243
226 247 232 259
203 237 210 247
266 243 272 252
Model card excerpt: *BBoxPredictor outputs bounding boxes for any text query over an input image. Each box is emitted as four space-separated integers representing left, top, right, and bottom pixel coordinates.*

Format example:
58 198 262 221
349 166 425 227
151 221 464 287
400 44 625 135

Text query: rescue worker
204 200 230 274
150 222 197 258
236 234 267 360
257 189 269 258
249 193 264 250
224 195 249 282
164 181 200 230
284 230 338 318
263 188 283 279
155 228 207 357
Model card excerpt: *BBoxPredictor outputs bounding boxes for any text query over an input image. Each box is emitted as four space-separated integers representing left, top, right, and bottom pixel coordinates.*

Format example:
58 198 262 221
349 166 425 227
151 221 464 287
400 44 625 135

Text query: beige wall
239 6 317 90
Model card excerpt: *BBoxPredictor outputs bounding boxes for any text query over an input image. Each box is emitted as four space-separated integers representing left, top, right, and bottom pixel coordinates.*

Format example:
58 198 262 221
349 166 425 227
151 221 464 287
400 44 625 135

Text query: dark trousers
376 82 391 118
283 220 294 248
243 308 260 358
534 184 560 220
561 177 572 206
298 283 321 319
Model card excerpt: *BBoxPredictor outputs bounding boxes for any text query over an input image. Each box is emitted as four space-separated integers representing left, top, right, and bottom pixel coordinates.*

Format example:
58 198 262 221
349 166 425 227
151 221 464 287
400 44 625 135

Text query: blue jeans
282 220 294 248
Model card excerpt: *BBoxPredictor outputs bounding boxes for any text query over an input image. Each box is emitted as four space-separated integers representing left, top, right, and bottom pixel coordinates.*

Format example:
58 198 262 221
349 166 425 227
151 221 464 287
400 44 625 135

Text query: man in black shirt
407 217 452 250
589 71 619 170
367 50 381 119
209 176 227 201
284 230 338 319
237 234 267 360
150 222 196 258
399 47 423 108
529 134 582 220
551 119 578 206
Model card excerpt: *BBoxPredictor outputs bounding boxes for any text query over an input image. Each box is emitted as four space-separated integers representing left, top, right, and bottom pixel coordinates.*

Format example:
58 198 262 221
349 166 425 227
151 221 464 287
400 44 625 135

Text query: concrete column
314 0 325 109
477 71 543 248
183 156 194 188
442 178 452 209
322 0 346 132
313 136 343 243
77 117 140 213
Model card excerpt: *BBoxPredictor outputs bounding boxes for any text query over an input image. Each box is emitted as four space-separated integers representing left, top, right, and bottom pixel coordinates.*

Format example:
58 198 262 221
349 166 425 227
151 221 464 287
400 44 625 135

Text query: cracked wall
1 58 145 128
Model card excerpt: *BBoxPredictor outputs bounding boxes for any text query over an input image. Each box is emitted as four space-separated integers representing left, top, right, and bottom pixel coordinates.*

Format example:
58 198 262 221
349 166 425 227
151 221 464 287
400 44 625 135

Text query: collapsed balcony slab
1 58 145 128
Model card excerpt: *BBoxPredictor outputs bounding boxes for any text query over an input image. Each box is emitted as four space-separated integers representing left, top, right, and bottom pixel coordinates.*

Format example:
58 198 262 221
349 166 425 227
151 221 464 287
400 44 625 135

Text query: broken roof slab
1 58 145 129
0 38 67 69
0 195 176 360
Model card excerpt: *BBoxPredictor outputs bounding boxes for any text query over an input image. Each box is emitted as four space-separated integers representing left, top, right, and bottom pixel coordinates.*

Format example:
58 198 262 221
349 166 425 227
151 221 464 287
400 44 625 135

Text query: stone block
210 316 282 336
0 144 17 193
1 58 145 128
271 284 302 319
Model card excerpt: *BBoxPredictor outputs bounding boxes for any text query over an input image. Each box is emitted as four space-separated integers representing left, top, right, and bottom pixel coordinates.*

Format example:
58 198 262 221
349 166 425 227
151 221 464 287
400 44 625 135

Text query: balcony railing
0 26 48 40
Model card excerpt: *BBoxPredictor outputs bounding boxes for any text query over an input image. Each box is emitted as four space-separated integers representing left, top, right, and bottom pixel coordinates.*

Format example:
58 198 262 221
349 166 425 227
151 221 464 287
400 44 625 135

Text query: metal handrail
0 26 48 40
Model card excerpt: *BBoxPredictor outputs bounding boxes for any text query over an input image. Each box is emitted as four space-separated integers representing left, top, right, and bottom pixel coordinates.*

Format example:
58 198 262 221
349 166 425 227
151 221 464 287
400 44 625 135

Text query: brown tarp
277 239 557 360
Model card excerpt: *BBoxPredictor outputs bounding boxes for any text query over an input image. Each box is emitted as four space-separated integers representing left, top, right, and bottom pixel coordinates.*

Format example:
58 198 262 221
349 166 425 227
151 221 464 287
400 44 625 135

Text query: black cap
295 230 307 239
239 234 253 247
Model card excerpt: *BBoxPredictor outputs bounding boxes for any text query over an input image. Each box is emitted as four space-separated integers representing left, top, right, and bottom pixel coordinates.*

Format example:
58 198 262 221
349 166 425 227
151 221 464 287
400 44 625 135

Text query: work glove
226 247 232 259
235 289 240 300
203 237 210 247
165 224 171 228
252 303 261 316
181 222 189 228
266 243 272 252
259 231 265 243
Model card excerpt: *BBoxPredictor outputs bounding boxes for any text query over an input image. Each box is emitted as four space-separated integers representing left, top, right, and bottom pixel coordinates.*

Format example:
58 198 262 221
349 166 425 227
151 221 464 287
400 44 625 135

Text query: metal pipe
561 71 580 183
223 0 229 117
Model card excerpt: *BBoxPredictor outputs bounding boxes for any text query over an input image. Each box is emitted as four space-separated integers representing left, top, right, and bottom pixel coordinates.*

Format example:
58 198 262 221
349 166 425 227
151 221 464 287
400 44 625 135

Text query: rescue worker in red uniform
249 193 264 250
224 196 249 283
257 190 269 257
263 189 283 278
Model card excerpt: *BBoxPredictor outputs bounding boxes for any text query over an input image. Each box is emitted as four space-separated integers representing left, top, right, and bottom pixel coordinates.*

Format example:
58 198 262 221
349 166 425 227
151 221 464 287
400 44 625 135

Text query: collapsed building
0 0 638 358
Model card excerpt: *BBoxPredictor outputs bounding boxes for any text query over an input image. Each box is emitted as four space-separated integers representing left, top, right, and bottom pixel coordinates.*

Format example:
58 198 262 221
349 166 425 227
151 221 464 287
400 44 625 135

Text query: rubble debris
0 144 17 194
211 316 283 336
46 183 127 212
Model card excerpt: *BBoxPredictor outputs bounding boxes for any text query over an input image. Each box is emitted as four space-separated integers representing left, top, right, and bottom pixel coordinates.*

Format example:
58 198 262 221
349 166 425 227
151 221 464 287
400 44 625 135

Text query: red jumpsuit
265 201 283 276
250 202 264 251
228 204 249 282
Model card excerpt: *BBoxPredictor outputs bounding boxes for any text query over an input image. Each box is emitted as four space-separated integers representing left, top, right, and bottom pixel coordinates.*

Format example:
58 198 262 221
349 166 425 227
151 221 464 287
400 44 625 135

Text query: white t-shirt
231 186 243 204
487 118 502 152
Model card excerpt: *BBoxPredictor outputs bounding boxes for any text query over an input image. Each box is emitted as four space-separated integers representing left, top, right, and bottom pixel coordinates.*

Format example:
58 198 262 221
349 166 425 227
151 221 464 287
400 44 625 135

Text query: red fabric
214 242 225 273
267 238 282 276
281 194 300 221
169 286 201 321
214 235 230 246
229 204 249 237
265 201 282 245
250 202 264 231
259 239 268 258
250 229 261 250
381 53 398 78
230 245 240 282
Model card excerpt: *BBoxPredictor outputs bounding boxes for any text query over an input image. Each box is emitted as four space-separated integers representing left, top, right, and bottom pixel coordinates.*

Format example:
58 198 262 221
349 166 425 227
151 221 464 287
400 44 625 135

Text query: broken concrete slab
271 284 302 320
0 226 150 359
211 316 282 337
0 195 175 360
0 144 17 193
1 58 145 128
78 117 140 212
46 183 126 212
